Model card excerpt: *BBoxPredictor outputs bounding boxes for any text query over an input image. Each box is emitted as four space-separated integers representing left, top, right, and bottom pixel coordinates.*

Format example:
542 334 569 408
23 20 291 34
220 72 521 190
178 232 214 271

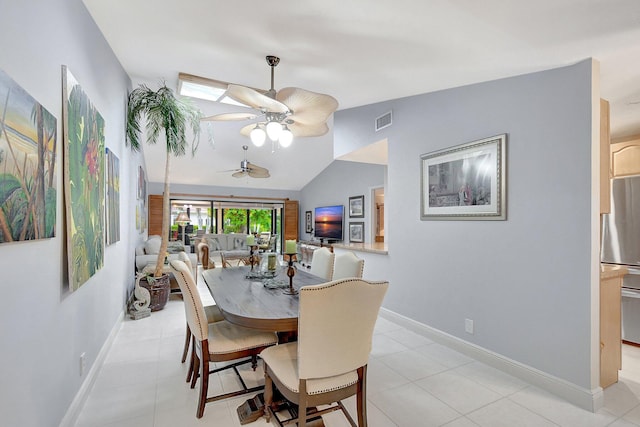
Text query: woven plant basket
139 274 171 311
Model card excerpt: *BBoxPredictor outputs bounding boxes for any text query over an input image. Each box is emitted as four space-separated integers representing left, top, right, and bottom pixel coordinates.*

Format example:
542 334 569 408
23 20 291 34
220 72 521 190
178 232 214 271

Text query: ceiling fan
200 56 339 147
221 145 270 179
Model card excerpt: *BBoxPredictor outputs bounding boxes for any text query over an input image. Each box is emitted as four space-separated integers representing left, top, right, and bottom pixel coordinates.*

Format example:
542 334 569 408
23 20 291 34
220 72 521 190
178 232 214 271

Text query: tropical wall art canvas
105 147 120 245
0 68 57 244
63 66 105 291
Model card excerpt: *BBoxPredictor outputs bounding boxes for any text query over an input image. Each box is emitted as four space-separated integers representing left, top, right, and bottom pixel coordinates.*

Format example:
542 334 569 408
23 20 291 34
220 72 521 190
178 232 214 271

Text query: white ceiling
82 0 640 191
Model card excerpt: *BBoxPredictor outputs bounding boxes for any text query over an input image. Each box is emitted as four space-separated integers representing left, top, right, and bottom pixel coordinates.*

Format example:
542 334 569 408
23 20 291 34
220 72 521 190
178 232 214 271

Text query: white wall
0 1 139 425
332 61 598 394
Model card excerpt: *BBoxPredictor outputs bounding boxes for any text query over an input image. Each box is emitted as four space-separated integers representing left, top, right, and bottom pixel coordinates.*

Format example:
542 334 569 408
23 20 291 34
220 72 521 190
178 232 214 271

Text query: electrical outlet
465 318 474 334
80 352 86 376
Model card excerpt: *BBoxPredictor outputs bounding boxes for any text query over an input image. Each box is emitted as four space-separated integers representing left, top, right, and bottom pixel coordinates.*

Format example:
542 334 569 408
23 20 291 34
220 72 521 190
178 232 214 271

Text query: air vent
375 111 392 131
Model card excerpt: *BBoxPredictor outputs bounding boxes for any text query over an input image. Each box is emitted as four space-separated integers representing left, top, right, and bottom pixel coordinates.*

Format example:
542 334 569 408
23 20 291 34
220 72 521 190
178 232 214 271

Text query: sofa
135 235 197 272
195 233 251 269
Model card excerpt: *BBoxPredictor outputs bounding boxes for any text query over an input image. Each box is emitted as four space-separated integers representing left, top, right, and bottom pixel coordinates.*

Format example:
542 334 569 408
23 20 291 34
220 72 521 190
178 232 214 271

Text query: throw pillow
207 237 222 251
234 237 246 250
145 237 162 255
167 241 184 253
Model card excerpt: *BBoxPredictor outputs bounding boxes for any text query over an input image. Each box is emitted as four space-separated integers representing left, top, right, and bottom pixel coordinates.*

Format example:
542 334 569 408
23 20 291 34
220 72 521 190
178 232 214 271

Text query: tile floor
74 272 640 427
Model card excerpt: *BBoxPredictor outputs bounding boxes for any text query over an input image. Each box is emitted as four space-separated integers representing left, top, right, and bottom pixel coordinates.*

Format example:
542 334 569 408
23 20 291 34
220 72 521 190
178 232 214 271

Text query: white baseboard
59 311 124 427
378 308 603 412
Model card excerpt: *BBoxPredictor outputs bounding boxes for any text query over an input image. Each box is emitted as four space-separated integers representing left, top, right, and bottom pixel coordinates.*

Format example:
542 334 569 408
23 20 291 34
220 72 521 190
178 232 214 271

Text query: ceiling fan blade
232 170 248 178
249 170 270 178
276 87 338 125
202 112 259 121
247 163 270 178
226 84 289 114
288 121 330 137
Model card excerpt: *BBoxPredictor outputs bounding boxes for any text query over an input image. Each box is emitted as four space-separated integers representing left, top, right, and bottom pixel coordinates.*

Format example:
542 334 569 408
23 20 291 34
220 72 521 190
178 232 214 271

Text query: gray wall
299 160 386 243
0 1 138 425
333 61 597 389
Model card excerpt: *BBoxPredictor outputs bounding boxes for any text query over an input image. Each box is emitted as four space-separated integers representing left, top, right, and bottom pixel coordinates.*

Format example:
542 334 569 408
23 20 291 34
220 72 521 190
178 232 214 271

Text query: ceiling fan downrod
265 55 280 98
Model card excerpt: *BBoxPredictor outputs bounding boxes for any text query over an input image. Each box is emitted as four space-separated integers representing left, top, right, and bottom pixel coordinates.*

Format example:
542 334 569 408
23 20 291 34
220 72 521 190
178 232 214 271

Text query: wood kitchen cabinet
600 264 628 388
611 134 640 178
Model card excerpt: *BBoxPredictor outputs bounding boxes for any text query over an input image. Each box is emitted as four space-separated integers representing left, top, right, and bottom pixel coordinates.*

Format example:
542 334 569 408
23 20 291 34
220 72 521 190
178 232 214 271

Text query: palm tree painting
0 68 57 244
63 66 105 291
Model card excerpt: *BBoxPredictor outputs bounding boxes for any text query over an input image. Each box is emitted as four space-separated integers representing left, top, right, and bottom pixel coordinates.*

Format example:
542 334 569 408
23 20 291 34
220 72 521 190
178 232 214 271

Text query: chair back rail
298 278 388 379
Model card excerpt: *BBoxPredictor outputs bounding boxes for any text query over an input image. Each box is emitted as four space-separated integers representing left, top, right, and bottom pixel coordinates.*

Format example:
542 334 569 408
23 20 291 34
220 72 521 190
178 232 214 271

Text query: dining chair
170 260 278 418
260 278 389 427
176 252 225 383
309 247 335 280
178 251 196 278
332 251 365 280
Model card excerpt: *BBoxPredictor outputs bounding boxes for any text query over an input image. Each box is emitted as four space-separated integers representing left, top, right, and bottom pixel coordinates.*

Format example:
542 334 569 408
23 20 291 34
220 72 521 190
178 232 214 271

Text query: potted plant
126 84 201 287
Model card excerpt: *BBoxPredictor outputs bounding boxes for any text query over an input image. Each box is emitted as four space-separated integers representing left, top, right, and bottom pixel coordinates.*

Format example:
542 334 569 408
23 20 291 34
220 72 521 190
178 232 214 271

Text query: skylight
177 72 249 108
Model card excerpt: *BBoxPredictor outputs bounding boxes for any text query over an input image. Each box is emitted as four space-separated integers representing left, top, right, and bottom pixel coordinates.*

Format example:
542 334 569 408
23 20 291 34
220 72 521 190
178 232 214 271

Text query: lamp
279 125 293 147
250 124 266 147
250 112 294 149
175 211 190 246
266 120 282 141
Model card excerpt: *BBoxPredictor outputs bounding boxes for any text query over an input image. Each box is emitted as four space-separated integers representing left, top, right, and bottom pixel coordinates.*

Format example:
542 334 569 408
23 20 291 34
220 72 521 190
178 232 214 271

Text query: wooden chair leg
197 358 209 418
186 336 195 383
191 342 200 389
181 324 191 363
263 369 273 422
357 366 367 427
298 380 308 427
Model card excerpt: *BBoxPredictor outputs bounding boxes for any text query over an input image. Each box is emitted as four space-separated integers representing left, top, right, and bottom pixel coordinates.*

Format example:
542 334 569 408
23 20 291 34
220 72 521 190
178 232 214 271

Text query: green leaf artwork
63 66 105 291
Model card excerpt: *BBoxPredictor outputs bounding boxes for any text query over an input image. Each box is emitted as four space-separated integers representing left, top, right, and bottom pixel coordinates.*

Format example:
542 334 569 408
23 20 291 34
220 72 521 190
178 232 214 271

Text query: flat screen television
314 205 344 241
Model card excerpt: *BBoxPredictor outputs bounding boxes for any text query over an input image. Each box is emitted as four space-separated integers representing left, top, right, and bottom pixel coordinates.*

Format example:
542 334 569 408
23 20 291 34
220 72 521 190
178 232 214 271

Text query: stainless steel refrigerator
601 175 640 344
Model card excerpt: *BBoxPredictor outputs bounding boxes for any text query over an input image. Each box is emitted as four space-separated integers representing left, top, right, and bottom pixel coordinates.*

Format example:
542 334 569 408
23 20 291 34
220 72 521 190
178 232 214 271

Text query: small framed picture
349 222 364 243
305 210 313 233
349 195 364 218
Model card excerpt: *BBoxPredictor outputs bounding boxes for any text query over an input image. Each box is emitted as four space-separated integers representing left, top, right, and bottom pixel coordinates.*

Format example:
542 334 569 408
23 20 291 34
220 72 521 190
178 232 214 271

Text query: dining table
201 265 327 332
202 265 329 426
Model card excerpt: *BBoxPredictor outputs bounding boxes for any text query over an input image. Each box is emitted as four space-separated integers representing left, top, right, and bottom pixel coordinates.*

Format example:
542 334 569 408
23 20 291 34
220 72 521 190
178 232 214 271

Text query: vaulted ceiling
83 0 640 190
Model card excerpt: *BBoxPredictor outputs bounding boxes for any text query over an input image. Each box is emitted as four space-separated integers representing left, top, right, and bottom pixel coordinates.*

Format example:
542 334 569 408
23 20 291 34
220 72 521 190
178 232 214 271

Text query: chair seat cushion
204 304 225 323
260 342 358 395
207 321 277 355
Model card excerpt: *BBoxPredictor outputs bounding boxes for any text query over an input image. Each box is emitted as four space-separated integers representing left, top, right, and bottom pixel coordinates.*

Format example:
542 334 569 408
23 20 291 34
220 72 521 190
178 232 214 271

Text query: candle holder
283 253 298 295
248 245 259 271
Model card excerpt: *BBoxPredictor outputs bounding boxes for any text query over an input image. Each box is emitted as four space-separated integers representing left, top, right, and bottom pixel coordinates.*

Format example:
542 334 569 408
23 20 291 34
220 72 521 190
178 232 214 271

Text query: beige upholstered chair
170 260 278 418
333 251 365 280
178 251 196 277
259 235 277 252
261 278 388 427
176 252 225 383
309 247 335 280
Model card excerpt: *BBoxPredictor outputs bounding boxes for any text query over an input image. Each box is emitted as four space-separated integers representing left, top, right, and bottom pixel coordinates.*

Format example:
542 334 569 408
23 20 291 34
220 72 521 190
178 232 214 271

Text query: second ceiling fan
200 55 339 146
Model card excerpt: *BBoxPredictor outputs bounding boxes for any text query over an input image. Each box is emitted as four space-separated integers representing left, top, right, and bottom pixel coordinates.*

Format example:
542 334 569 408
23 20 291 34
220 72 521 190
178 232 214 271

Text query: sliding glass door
170 198 284 251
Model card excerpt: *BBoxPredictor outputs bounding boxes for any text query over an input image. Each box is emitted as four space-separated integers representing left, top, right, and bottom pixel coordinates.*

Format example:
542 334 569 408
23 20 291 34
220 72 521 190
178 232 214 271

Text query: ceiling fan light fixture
266 120 282 141
250 125 266 147
279 125 293 147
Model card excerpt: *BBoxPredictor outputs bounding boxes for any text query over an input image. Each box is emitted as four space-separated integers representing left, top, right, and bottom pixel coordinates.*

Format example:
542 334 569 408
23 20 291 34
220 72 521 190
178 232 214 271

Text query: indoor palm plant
126 84 201 279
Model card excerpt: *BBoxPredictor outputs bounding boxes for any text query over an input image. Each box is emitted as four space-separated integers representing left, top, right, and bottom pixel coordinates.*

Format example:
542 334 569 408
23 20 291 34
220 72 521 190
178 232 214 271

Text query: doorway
372 187 384 243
